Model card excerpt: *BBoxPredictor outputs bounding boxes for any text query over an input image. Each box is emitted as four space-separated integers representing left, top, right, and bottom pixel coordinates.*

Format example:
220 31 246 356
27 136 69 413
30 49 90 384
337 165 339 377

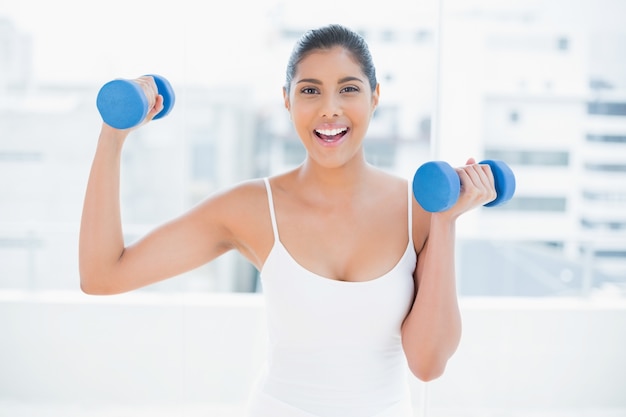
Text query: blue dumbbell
412 159 516 212
96 74 175 129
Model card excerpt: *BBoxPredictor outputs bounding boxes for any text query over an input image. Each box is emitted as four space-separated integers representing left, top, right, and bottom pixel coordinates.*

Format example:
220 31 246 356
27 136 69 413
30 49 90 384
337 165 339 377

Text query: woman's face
284 46 379 169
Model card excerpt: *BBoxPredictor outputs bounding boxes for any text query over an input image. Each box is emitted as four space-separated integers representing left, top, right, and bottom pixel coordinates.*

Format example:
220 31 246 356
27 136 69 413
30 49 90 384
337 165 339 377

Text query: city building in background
440 9 626 291
1 1 625 296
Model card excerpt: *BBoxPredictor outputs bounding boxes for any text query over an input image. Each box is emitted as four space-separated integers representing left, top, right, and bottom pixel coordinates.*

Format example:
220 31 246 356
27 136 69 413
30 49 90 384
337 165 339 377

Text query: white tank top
248 178 417 417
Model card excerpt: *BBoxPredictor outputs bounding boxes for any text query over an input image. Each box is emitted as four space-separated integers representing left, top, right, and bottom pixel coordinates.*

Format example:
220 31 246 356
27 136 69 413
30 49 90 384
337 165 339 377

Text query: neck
296 153 373 198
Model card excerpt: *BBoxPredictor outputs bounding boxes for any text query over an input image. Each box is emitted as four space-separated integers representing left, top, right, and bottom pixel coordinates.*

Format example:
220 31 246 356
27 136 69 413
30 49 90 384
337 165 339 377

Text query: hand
447 158 497 218
99 76 165 141
133 76 165 128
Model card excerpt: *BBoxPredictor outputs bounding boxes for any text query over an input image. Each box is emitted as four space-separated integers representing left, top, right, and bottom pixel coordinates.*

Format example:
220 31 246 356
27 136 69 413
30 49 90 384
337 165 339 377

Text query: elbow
79 270 121 296
79 256 128 295
80 277 109 295
404 341 456 382
79 265 102 295
80 281 122 296
80 279 104 295
407 357 448 382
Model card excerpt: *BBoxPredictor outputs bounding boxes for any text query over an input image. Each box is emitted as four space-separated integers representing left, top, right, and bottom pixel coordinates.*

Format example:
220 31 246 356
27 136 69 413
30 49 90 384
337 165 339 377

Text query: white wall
1 291 625 416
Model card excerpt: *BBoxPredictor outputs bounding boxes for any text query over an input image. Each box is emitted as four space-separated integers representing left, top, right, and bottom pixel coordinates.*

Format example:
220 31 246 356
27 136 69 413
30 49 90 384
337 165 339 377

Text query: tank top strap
264 177 279 240
407 179 414 246
264 177 411 246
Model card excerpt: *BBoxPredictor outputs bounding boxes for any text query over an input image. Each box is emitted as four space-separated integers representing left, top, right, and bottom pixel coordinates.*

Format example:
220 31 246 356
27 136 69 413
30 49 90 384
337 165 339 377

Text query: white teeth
316 127 347 136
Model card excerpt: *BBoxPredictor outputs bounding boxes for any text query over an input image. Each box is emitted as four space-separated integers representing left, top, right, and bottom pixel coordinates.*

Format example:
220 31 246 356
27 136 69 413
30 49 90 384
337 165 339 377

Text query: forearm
401 214 462 381
79 126 128 292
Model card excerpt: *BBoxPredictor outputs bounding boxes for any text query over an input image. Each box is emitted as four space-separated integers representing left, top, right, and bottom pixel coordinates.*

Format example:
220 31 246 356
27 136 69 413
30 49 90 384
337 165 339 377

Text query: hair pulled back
284 24 378 93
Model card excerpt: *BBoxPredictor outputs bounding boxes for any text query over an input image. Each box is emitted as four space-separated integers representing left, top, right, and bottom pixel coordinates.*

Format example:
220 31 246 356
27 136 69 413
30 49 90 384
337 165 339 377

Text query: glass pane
436 0 626 298
2 1 625 416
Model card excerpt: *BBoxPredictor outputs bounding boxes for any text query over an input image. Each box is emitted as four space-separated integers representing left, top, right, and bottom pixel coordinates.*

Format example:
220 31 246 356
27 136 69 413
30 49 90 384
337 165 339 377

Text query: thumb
146 95 164 121
466 157 476 165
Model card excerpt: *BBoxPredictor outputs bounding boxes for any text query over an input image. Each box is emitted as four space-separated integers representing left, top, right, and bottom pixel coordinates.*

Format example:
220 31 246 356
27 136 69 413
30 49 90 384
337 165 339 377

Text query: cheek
290 103 313 124
289 110 309 135
353 102 375 122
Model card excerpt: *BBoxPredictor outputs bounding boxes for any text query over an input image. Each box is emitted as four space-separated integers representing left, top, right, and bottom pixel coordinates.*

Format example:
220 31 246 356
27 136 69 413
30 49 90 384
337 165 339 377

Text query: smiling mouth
314 127 349 142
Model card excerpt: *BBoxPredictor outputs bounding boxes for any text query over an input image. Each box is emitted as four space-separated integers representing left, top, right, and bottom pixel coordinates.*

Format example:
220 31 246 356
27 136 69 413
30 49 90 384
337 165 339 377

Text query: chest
274 197 410 282
260 241 416 347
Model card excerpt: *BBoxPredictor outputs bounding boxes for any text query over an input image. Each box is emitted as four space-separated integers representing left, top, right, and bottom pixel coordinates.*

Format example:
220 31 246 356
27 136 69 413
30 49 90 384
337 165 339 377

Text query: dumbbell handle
96 75 175 129
412 159 516 212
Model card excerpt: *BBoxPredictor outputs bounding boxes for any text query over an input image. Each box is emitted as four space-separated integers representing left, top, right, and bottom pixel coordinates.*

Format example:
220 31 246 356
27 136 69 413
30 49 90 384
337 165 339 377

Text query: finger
457 164 494 205
458 163 483 188
470 163 497 203
146 95 164 121
479 163 496 190
136 76 159 112
132 76 163 126
464 162 494 190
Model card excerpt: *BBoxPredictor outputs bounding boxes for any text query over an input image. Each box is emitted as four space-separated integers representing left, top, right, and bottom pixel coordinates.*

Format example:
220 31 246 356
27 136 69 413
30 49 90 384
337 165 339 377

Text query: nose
320 93 342 118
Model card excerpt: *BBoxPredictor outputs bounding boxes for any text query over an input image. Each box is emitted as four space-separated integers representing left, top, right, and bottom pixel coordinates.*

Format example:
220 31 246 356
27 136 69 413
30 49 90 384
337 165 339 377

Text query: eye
340 85 360 93
300 87 319 95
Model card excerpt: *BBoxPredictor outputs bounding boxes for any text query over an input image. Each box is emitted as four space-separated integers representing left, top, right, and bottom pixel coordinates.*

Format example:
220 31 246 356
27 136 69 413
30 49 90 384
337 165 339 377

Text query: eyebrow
295 76 365 85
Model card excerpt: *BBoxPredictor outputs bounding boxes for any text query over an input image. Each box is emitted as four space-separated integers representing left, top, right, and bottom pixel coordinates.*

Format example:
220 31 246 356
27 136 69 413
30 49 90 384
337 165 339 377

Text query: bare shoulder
214 178 269 208
372 168 409 192
196 178 273 269
372 169 430 252
372 168 431 254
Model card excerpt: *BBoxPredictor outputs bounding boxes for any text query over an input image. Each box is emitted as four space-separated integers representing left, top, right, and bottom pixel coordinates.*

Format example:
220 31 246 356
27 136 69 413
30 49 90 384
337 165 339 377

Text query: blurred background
0 0 625 416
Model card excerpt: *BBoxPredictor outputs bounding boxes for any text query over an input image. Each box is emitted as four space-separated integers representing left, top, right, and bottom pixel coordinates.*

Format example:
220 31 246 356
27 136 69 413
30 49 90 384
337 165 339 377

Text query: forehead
295 46 364 80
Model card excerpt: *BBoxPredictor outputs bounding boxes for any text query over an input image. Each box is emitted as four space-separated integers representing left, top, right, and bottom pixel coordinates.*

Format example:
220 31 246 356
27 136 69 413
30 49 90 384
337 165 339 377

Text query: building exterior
441 17 626 286
1 4 625 295
255 7 626 293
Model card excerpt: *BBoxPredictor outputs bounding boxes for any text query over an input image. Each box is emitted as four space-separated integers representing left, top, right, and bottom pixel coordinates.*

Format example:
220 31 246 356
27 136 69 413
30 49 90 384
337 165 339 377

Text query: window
585 163 626 173
581 219 626 231
283 140 306 166
556 37 569 51
485 150 569 166
586 134 626 144
582 190 626 203
0 151 43 162
595 250 626 259
493 196 567 212
364 141 396 168
191 143 216 182
587 101 626 116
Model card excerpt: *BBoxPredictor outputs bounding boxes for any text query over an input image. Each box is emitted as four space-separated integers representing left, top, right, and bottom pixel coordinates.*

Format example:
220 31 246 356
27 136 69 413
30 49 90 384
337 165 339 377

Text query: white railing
0 290 625 416
1 223 625 297
1 223 626 415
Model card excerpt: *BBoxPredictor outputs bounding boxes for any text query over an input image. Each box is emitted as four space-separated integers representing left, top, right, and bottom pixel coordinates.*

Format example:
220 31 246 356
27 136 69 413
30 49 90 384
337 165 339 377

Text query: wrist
99 123 129 146
430 212 457 236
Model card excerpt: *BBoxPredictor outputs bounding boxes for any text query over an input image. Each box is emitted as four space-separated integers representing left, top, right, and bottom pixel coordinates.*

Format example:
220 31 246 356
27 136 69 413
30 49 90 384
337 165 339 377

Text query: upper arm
96 180 268 294
411 199 431 290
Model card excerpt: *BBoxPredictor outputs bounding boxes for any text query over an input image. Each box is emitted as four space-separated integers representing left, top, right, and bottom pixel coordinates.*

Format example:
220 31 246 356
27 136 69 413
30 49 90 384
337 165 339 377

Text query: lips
314 127 349 143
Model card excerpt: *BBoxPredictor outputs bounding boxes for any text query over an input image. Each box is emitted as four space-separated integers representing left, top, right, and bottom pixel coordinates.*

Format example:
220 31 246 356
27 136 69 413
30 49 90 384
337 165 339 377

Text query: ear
283 87 290 111
371 83 380 114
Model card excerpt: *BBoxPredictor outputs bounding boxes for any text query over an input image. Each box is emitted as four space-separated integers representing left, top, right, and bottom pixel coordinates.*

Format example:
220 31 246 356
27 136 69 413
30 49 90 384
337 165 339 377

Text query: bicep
109 193 239 293
412 203 431 291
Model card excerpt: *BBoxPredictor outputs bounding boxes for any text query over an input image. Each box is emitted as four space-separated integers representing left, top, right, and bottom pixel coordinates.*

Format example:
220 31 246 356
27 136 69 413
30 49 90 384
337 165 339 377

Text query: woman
80 24 496 417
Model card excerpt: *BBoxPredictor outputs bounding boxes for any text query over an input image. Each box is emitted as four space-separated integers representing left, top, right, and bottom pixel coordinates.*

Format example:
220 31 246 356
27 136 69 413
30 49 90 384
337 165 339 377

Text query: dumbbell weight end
412 159 516 212
412 161 461 213
150 74 175 121
96 74 175 129
480 159 516 207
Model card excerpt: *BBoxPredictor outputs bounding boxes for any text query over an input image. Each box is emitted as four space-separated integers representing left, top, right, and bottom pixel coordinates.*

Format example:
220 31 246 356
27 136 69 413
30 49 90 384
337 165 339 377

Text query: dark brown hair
284 24 378 94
